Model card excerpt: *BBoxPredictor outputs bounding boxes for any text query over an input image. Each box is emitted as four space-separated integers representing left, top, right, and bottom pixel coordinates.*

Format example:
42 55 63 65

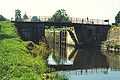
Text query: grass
0 21 68 80
0 21 45 79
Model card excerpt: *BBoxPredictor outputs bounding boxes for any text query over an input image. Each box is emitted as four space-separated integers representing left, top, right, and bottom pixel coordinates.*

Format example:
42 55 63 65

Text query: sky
1 0 120 23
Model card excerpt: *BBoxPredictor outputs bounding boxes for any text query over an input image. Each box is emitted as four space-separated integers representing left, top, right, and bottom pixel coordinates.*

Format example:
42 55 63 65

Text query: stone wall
101 27 120 49
15 22 45 42
106 27 120 44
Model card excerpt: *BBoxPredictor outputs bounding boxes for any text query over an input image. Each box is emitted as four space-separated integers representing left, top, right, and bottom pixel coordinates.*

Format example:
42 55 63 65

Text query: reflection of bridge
48 49 109 71
58 68 109 75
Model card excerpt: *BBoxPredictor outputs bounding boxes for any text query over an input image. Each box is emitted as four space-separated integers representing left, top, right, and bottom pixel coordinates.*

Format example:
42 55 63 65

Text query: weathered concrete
45 29 78 47
66 28 79 45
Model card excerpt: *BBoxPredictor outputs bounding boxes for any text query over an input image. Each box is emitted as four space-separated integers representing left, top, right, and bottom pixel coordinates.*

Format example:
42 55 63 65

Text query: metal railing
11 16 108 25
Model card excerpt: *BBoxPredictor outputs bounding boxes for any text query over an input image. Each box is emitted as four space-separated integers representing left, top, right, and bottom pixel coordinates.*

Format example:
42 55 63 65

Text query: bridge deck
11 21 110 27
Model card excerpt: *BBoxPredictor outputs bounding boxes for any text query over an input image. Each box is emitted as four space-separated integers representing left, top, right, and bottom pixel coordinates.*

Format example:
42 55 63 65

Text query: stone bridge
13 22 111 48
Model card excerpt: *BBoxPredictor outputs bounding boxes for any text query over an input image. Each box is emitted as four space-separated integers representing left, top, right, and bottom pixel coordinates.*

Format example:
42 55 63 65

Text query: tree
48 9 71 23
115 11 120 24
0 15 7 21
15 9 23 21
47 9 71 29
23 12 28 21
31 16 39 22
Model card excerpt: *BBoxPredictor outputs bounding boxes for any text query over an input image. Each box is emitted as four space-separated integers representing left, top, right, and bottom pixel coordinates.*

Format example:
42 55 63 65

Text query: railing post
39 16 40 22
76 18 77 23
71 17 72 23
11 17 12 21
97 19 99 24
45 17 46 22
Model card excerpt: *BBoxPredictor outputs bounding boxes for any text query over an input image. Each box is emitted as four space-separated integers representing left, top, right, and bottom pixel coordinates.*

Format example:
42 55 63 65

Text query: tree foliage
115 11 120 24
0 15 8 21
48 9 71 23
23 12 28 21
46 9 71 29
15 9 23 21
31 16 39 22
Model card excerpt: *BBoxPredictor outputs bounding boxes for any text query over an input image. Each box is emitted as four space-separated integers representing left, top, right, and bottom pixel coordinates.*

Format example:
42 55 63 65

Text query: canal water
47 46 120 80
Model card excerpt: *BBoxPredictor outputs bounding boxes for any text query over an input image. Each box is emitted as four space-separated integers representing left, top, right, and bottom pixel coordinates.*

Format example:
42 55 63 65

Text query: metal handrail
11 16 108 25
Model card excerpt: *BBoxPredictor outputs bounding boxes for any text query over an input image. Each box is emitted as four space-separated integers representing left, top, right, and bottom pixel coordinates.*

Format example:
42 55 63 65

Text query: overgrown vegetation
0 15 9 21
106 43 120 51
115 11 120 24
0 21 68 80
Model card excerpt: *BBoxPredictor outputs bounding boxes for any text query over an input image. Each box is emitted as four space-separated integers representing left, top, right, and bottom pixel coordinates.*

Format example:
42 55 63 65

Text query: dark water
47 46 120 80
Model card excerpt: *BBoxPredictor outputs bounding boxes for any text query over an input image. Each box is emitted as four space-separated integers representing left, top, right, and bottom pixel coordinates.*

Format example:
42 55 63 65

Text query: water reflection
101 50 120 70
73 50 109 69
48 46 76 65
47 46 120 80
48 47 110 70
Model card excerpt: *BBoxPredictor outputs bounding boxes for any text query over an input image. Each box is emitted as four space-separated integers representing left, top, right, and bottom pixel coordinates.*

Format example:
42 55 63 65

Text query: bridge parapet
11 16 108 25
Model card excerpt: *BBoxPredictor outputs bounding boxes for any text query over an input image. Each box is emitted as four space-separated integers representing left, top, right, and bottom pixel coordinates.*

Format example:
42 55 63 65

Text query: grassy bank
0 21 68 80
